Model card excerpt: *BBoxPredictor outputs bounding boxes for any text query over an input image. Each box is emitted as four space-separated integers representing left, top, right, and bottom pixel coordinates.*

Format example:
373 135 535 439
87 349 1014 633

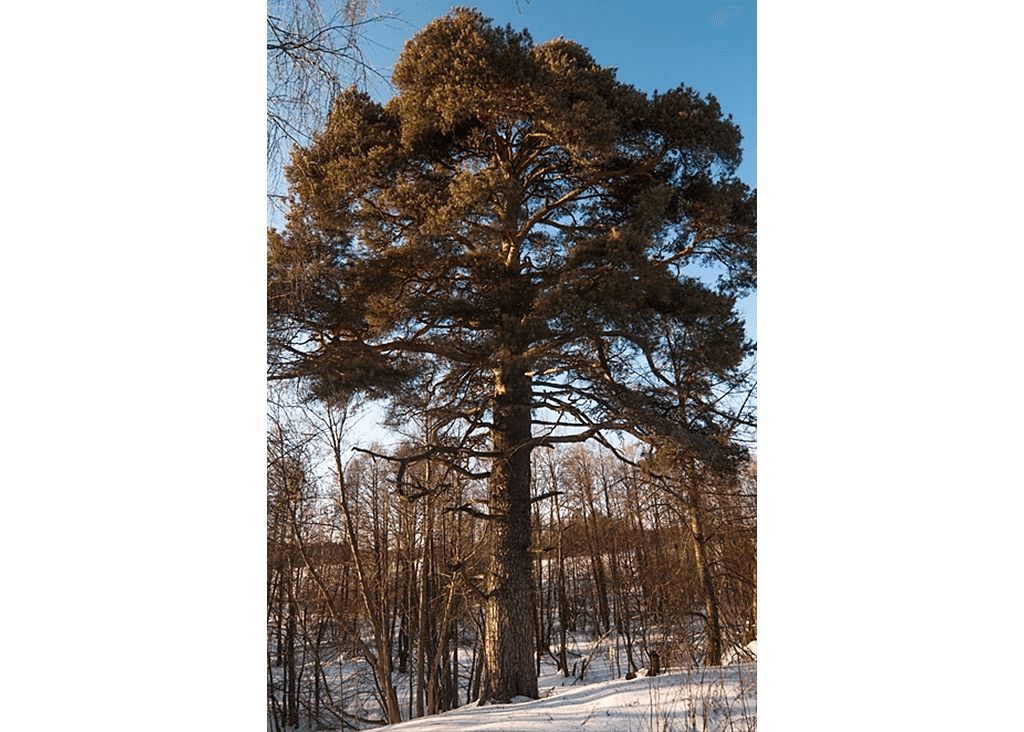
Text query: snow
269 621 756 731
381 645 757 732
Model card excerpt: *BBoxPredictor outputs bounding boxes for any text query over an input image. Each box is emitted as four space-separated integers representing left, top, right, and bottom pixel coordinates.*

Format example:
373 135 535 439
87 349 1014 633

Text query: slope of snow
267 623 756 730
385 660 756 732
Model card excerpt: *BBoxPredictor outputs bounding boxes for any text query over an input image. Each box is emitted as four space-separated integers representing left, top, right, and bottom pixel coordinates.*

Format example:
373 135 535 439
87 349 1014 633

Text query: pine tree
268 8 755 702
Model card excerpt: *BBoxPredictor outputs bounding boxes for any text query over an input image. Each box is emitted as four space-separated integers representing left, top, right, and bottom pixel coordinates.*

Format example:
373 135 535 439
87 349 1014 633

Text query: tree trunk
332 442 403 723
481 362 539 702
426 564 457 715
649 650 661 677
469 617 484 704
582 476 611 635
553 492 570 677
284 593 298 728
416 501 431 718
748 547 757 643
688 486 723 666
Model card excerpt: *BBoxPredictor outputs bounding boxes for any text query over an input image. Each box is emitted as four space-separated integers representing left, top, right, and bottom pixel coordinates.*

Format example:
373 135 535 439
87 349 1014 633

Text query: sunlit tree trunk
481 362 539 702
584 500 611 634
688 484 723 666
416 494 431 718
427 577 458 714
748 547 757 643
469 613 485 703
553 489 570 677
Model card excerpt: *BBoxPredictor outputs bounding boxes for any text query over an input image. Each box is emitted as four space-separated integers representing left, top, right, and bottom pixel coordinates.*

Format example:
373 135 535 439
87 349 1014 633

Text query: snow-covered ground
384 642 756 732
268 620 755 731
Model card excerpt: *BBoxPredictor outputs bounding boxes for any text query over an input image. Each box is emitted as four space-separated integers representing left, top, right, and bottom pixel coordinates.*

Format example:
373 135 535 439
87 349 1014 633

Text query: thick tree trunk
481 362 539 702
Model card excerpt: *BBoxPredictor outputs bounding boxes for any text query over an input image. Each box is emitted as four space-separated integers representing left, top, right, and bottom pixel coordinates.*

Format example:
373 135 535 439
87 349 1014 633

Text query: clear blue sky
360 0 757 339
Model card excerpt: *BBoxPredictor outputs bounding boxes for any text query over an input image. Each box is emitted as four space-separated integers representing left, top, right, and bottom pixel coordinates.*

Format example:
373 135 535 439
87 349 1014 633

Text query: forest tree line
268 394 755 730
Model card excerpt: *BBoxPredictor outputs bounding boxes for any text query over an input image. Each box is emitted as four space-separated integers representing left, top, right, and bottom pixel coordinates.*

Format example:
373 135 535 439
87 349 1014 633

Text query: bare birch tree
267 0 397 211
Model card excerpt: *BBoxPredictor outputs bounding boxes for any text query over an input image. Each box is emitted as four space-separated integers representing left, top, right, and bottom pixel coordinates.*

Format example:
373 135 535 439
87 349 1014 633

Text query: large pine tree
268 8 755 703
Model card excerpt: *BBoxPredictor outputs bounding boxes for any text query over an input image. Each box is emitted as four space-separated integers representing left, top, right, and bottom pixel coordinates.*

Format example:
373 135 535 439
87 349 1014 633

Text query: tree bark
688 485 723 666
749 547 757 643
553 492 570 677
481 362 539 702
416 499 431 718
584 483 611 634
284 589 298 728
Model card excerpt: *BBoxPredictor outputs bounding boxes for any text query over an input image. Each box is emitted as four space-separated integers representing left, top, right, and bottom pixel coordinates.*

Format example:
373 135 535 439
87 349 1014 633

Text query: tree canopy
268 7 756 702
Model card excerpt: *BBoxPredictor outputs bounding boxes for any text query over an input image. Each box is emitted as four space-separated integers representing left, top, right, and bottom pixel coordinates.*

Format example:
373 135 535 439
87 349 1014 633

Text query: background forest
267 396 756 728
